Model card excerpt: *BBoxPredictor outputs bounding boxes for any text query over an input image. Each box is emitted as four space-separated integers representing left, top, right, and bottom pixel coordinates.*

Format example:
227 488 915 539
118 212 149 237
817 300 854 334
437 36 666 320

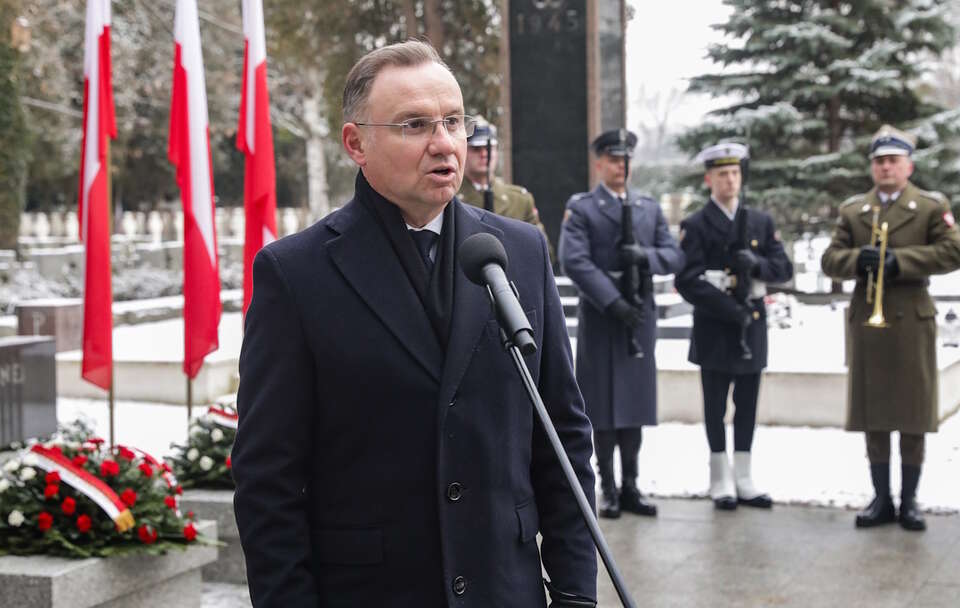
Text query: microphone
459 233 537 355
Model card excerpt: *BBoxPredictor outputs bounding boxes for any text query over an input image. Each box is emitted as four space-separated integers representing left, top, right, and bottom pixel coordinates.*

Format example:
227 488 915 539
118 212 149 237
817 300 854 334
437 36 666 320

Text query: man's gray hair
342 39 451 123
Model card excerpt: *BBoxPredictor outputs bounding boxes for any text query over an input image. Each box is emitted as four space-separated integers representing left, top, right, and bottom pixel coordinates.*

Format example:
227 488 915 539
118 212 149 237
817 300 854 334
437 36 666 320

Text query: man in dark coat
821 125 960 531
231 40 597 608
675 143 793 511
559 129 684 519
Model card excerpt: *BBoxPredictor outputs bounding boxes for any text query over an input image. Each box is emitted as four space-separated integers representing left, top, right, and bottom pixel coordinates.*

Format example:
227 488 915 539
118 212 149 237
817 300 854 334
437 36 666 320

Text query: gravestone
17 299 84 352
0 336 56 448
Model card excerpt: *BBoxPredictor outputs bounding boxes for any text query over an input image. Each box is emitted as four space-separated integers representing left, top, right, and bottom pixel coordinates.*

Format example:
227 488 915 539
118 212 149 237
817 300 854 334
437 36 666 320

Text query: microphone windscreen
459 233 509 285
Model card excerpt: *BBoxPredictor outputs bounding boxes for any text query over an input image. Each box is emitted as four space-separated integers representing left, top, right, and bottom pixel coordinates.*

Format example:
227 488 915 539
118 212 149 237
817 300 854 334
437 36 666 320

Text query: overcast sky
625 0 735 129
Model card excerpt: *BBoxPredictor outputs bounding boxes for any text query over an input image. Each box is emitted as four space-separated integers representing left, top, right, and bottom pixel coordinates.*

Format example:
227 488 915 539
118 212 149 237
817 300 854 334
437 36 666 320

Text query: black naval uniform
675 201 793 465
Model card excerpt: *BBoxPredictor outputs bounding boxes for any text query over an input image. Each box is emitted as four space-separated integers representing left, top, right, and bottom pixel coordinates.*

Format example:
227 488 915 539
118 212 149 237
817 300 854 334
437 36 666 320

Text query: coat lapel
595 185 623 227
327 200 443 383
857 189 881 230
437 200 505 407
883 183 919 236
703 200 734 241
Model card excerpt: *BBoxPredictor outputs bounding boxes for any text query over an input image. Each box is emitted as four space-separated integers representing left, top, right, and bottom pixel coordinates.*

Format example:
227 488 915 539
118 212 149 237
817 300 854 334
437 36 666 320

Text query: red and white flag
169 0 221 379
237 0 278 316
78 0 116 390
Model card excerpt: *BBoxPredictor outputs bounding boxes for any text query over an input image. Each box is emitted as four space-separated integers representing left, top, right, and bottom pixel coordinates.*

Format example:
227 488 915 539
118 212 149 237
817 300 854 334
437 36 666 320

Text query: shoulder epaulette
840 194 866 208
917 189 949 206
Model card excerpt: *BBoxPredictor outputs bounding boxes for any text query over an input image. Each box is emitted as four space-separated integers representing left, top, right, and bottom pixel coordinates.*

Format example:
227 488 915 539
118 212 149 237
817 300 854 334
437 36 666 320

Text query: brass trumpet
865 219 890 328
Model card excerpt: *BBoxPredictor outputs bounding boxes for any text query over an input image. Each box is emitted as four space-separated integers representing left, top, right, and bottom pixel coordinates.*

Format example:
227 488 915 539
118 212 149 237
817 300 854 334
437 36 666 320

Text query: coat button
447 482 463 502
448 393 458 407
453 576 466 595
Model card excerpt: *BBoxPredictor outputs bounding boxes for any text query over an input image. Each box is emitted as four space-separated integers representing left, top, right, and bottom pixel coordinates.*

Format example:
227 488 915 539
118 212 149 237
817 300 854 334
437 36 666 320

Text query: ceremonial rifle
727 155 753 360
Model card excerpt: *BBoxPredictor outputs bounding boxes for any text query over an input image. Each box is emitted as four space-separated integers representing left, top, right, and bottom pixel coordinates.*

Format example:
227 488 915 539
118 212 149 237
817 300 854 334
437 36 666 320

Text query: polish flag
237 0 278 316
169 0 221 378
78 0 116 391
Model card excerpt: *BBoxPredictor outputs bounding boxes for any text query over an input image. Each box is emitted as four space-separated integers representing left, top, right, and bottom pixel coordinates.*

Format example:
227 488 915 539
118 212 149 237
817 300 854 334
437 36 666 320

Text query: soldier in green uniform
821 125 960 531
459 117 555 261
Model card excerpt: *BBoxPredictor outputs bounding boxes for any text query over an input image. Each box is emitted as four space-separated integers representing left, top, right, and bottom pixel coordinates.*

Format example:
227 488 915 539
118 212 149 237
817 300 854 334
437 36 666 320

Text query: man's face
595 153 627 191
870 155 914 192
704 165 742 202
345 62 467 221
465 144 497 184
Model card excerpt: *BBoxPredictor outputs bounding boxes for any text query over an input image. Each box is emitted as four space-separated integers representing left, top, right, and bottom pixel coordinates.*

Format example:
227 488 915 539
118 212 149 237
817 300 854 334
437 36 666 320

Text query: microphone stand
496 324 638 608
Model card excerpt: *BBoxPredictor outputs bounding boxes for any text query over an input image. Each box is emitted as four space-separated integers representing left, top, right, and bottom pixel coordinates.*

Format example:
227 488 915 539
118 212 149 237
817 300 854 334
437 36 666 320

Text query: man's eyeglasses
355 114 477 140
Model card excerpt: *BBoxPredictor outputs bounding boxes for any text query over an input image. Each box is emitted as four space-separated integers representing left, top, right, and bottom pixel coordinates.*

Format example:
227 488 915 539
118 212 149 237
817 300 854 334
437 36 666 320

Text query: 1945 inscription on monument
510 0 588 252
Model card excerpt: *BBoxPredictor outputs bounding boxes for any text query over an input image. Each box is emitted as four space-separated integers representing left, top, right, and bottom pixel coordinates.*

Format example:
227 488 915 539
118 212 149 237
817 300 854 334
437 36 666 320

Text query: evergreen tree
0 2 28 249
675 0 960 235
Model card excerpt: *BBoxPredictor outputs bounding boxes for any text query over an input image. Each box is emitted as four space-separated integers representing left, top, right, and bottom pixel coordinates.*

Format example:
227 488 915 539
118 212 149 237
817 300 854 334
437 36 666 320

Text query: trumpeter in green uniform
821 125 960 531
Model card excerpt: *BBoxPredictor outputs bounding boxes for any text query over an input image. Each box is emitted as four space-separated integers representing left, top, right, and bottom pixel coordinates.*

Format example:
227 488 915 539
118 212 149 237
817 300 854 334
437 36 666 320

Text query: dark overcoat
821 182 960 433
675 201 793 374
558 185 685 430
232 195 597 607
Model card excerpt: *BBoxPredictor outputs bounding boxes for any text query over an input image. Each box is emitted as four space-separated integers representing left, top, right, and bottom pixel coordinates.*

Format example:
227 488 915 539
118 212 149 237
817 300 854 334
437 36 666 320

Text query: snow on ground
56 396 960 514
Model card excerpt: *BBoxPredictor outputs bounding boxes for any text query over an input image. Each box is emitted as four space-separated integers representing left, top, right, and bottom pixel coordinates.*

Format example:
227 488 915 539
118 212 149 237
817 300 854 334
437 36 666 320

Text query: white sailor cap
696 142 749 169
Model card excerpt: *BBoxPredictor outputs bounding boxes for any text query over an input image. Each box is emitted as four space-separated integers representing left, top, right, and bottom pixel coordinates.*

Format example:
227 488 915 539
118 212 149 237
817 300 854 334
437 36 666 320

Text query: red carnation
161 462 172 473
183 523 197 542
76 514 92 533
100 460 120 477
174 485 183 495
44 484 59 500
225 456 232 469
138 463 153 478
137 524 158 544
72 454 88 467
89 437 105 445
120 488 137 507
44 471 61 485
61 497 77 515
37 512 53 531
187 511 195 520
164 495 177 510
117 446 136 461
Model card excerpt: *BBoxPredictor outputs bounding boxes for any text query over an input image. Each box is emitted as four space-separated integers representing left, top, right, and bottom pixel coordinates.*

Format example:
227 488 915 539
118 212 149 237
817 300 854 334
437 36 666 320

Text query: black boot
855 463 896 528
618 439 656 516
620 484 657 517
595 433 620 519
899 464 926 531
599 484 621 519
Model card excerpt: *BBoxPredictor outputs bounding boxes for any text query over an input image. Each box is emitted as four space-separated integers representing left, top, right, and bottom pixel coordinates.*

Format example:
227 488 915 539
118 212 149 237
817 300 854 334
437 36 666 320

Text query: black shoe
855 496 896 528
713 496 737 511
738 493 773 509
599 488 620 519
619 485 657 517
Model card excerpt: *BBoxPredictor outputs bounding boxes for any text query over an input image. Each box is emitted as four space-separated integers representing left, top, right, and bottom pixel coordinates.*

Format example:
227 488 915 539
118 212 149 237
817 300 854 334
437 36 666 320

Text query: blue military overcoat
558 185 685 430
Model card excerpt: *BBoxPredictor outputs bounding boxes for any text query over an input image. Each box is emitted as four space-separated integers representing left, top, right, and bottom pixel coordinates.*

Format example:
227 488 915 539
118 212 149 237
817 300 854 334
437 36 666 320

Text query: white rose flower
199 456 214 471
9 441 21 450
0 479 10 493
22 453 39 467
186 448 199 462
210 428 224 443
7 510 25 527
3 459 19 473
19 467 36 481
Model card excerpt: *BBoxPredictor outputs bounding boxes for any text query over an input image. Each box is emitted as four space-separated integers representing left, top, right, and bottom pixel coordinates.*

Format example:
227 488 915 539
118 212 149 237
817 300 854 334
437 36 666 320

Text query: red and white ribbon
208 406 238 430
124 445 180 491
29 445 135 532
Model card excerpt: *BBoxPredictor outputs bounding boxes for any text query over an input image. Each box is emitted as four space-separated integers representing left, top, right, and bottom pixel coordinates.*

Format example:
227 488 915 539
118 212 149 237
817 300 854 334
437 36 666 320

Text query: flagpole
106 136 116 446
186 375 193 422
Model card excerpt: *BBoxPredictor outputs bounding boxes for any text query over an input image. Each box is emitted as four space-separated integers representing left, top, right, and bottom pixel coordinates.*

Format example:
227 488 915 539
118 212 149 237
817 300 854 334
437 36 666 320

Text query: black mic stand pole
498 327 637 608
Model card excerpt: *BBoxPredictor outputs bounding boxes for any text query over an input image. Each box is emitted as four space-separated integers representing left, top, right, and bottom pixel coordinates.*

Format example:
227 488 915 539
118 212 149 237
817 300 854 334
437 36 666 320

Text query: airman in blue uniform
559 129 685 518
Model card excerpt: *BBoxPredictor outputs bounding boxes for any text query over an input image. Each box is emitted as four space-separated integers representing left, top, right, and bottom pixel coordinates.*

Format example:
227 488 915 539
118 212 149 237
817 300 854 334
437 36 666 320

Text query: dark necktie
409 229 438 276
